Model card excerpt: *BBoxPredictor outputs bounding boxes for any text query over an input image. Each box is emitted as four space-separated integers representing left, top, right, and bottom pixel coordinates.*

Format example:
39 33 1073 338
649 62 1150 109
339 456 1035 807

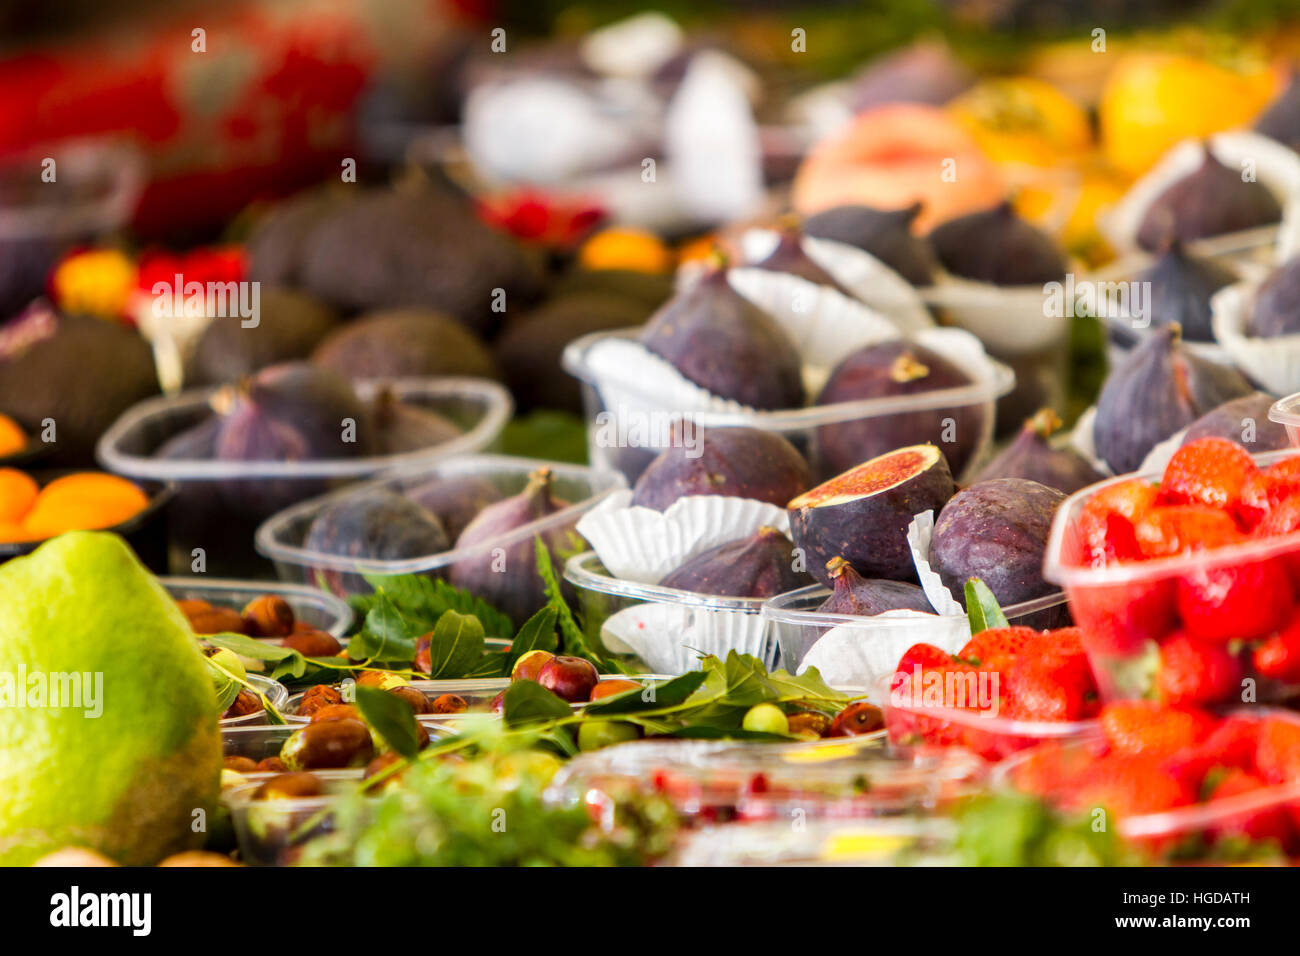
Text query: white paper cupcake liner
1100 131 1300 258
1212 279 1300 396
1069 406 1115 478
576 490 791 584
905 510 965 615
918 272 1071 356
600 602 778 674
798 612 970 698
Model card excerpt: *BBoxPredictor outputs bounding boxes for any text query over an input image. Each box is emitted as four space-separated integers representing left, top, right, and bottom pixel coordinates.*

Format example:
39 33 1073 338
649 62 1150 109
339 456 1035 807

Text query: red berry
1100 701 1216 757
1254 716 1300 785
1160 437 1257 512
1176 557 1293 644
957 626 1038 670
1253 621 1300 684
1134 505 1244 559
1156 632 1244 707
1204 768 1295 848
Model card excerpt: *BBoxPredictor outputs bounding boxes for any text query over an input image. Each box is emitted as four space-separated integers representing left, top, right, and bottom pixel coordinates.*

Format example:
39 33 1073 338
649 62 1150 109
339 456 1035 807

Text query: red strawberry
1255 494 1300 538
1008 740 1094 802
1077 479 1159 566
1266 456 1300 481
890 642 954 692
1204 768 1296 848
1160 437 1257 512
1254 716 1300 785
1070 577 1177 657
1004 645 1100 721
957 626 1038 670
1156 632 1244 707
1239 470 1300 527
1176 558 1293 644
1070 752 1197 817
1134 505 1244 558
1165 716 1261 791
1100 701 1216 758
1253 620 1300 684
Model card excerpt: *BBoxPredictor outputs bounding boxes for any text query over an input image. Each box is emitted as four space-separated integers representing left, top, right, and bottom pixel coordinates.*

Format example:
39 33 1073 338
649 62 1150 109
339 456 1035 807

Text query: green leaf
212 677 240 714
498 410 589 464
965 578 1010 635
502 680 574 727
535 537 604 664
584 671 708 715
359 573 513 640
347 591 418 663
354 685 422 760
509 606 558 664
207 632 307 681
421 609 486 679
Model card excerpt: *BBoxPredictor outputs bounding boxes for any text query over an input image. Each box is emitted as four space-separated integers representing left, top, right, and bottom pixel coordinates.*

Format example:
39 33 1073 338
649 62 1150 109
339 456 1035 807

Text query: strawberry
890 642 954 693
1134 505 1244 558
1160 437 1257 512
1253 716 1300 785
1165 716 1261 791
1099 701 1216 758
1255 621 1300 684
1238 469 1300 528
957 626 1038 670
1204 768 1296 849
1069 578 1177 656
1255 493 1300 538
1004 650 1099 721
1008 740 1093 802
1175 557 1293 644
1156 631 1244 707
1083 477 1160 524
1077 479 1159 566
1265 456 1300 481
1070 752 1197 817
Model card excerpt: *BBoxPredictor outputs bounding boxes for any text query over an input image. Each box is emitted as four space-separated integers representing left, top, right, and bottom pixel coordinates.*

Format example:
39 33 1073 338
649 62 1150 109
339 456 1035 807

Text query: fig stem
1026 408 1062 439
889 353 930 383
825 556 853 580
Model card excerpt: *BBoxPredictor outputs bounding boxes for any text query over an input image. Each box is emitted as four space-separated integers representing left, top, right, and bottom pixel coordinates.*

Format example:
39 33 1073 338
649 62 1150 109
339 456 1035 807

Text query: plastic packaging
256 454 625 597
1269 391 1300 447
561 328 1013 484
220 674 290 727
162 576 353 638
96 377 512 576
224 769 366 866
670 817 955 866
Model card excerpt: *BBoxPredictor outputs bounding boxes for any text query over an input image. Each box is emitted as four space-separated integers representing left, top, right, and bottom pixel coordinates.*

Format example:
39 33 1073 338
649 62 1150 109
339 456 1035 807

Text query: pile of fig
1247 254 1300 338
1135 147 1282 252
974 409 1104 494
658 527 813 598
927 201 1066 287
1132 240 1236 343
1181 391 1289 452
802 202 937 286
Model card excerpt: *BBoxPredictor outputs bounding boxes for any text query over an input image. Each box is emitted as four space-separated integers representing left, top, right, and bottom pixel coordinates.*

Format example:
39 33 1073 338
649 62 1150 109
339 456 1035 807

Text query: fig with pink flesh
788 444 955 586
447 468 576 627
659 527 813 598
631 425 812 511
812 340 984 479
1136 147 1282 252
973 409 1104 494
816 557 933 615
639 267 804 410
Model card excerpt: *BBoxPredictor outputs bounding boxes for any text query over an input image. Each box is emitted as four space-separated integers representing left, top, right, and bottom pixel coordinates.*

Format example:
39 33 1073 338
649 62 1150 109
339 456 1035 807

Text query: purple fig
155 415 222 460
846 41 973 113
1136 240 1236 342
1136 147 1282 252
816 557 933 615
305 489 450 593
185 287 340 386
310 307 500 382
447 468 576 627
370 387 462 455
1248 254 1300 338
802 202 937 286
1255 69 1300 152
928 201 1066 286
788 444 955 585
1093 325 1252 474
630 425 812 511
1182 391 1290 453
659 527 813 598
640 267 804 410
406 475 504 542
929 478 1065 611
973 409 1104 494
752 225 857 298
812 340 984 479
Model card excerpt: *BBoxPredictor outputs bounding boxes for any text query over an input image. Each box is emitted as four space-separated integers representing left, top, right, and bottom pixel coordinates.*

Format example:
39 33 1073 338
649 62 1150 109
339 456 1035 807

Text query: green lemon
742 703 790 736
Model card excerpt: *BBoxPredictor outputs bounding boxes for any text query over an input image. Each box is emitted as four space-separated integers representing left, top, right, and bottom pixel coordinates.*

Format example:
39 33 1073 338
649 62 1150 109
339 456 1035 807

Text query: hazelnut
241 594 295 637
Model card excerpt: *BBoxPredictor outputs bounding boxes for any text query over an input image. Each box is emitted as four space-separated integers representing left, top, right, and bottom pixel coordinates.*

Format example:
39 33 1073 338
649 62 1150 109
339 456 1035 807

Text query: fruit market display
8 2 1300 876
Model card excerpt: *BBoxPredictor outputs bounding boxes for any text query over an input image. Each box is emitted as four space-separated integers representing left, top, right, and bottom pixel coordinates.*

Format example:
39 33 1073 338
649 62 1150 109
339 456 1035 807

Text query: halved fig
788 444 955 585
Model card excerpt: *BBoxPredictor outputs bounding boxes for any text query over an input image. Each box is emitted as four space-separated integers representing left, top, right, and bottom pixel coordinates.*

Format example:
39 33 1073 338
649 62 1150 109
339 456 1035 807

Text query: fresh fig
1136 147 1282 252
927 201 1066 286
751 226 857 298
406 475 504 541
846 41 973 113
447 468 576 627
639 267 804 410
310 308 500 383
973 409 1104 494
1182 392 1289 453
658 527 813 598
630 425 812 511
1134 240 1236 342
154 415 222 460
802 202 937 286
788 444 955 585
929 477 1066 618
1093 325 1252 474
816 557 933 615
1247 254 1300 338
305 490 451 591
370 388 461 455
185 288 340 386
812 340 984 479
214 362 377 462
1255 69 1300 151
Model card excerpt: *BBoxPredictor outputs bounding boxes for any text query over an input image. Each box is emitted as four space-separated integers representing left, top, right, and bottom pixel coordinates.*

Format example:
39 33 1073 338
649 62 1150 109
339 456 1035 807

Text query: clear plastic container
669 817 956 866
564 550 782 674
219 674 290 727
1269 392 1300 447
1044 448 1300 701
547 737 986 826
561 329 1014 484
96 377 513 577
224 768 366 866
162 576 353 638
255 454 625 597
761 585 1072 687
0 473 173 571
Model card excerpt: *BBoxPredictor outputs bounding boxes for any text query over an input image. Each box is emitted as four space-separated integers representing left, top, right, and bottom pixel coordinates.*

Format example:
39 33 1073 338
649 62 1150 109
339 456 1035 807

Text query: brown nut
282 718 374 770
241 594 295 637
253 771 324 800
186 606 246 635
309 703 361 724
255 757 287 773
827 702 885 737
387 685 430 714
281 628 342 657
786 711 833 738
431 693 468 714
223 756 258 772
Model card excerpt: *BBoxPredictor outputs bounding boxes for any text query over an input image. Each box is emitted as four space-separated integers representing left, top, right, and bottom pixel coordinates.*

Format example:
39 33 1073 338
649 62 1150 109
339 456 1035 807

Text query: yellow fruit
949 77 1093 167
21 473 149 538
1100 54 1278 178
0 469 38 524
0 414 26 457
578 228 673 274
51 248 137 322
